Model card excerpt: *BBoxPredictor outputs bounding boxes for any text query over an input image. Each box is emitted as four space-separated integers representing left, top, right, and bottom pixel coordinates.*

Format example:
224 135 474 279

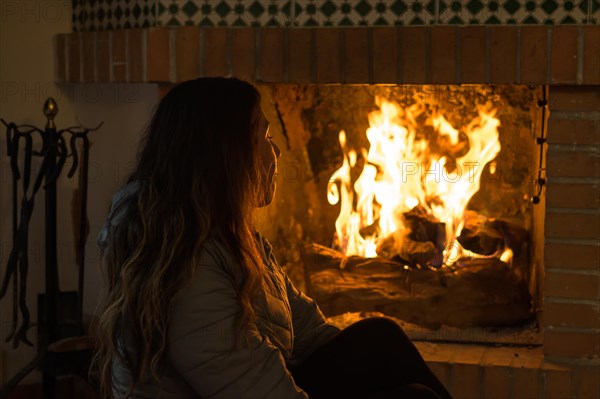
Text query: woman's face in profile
257 112 281 207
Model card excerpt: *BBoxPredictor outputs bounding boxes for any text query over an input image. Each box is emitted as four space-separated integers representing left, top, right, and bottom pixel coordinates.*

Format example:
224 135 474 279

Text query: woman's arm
283 273 341 368
168 242 308 399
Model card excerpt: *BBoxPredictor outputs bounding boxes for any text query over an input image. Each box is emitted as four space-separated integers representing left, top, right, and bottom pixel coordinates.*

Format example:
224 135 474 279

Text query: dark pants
292 317 453 399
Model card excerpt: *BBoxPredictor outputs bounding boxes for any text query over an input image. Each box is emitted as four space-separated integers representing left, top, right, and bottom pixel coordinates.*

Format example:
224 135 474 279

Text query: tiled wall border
72 0 600 31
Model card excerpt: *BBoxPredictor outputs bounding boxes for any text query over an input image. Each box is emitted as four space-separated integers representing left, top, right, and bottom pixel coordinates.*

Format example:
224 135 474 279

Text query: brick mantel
55 26 600 85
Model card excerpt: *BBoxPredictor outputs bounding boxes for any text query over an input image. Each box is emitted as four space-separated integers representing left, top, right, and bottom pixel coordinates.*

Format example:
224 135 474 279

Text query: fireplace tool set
0 98 100 398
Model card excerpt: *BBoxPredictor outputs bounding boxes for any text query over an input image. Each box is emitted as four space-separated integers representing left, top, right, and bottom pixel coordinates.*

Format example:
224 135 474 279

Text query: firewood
403 205 446 245
291 244 533 329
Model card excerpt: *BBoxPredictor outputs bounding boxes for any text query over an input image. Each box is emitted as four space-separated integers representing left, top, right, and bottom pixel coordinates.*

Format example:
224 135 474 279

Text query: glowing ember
327 97 502 265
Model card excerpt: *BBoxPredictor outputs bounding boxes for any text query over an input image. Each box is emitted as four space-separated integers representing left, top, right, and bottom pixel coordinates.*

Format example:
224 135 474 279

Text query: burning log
457 210 528 257
488 219 528 257
376 234 440 269
296 243 533 329
457 210 504 255
403 205 446 246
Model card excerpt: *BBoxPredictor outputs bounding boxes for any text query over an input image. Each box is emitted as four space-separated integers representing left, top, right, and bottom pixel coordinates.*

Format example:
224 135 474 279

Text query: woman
94 77 452 399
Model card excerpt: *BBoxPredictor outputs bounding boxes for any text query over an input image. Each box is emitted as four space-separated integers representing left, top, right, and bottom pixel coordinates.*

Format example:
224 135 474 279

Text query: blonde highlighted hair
92 78 268 398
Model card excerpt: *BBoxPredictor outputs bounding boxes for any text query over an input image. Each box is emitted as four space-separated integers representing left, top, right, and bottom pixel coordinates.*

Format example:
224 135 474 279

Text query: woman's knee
349 317 409 340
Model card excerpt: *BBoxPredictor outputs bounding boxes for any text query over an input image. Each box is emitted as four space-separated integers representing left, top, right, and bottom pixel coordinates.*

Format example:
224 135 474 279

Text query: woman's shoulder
196 234 238 274
170 236 240 312
177 231 278 299
200 231 272 269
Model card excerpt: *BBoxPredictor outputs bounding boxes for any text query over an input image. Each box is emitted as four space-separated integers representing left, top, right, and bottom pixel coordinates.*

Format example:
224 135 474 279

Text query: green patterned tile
182 0 200 17
589 0 600 23
393 0 434 25
295 0 436 26
503 0 520 15
158 0 294 27
73 0 157 31
72 0 598 30
390 0 408 16
437 0 589 25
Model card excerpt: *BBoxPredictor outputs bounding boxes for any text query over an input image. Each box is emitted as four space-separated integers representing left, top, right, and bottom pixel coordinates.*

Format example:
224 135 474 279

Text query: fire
327 97 502 265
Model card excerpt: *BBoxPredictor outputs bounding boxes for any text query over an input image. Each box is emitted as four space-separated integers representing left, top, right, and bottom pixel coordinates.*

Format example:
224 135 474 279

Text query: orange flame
327 97 501 264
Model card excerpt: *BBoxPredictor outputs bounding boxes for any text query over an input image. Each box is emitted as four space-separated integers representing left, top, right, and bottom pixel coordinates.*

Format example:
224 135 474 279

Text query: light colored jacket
99 182 340 398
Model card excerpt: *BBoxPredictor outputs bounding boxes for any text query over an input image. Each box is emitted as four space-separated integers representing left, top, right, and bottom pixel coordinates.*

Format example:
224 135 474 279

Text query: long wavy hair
92 78 268 398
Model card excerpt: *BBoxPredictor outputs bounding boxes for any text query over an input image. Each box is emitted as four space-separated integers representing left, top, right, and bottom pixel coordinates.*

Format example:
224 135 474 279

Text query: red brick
545 272 600 300
146 28 169 82
545 213 600 240
427 362 451 392
545 330 600 357
510 348 544 369
112 30 126 82
176 26 199 82
548 118 600 145
203 28 229 77
451 363 480 399
453 345 487 365
315 29 340 83
400 27 428 84
288 29 312 83
343 28 369 83
514 367 540 398
481 347 520 367
55 34 66 82
113 65 126 83
431 26 456 84
546 183 600 209
372 27 397 83
81 32 95 82
544 302 600 329
583 26 600 85
421 342 458 363
546 369 572 399
490 27 517 83
483 366 510 399
231 28 255 80
128 29 144 82
67 33 81 83
520 26 549 84
112 30 126 63
96 31 110 82
546 151 600 178
551 26 578 84
460 27 486 84
549 86 600 111
259 28 284 82
576 366 600 399
545 243 600 270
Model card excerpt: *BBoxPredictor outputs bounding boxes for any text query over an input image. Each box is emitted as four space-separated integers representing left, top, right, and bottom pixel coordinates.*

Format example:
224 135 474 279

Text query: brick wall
55 26 600 85
544 87 600 361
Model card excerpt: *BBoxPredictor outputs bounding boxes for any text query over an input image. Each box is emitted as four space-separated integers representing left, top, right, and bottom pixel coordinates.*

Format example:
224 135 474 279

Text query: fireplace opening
255 84 546 345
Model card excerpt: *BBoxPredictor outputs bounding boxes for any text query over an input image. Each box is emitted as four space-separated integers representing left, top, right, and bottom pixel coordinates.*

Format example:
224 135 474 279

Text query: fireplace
262 83 541 333
55 21 599 397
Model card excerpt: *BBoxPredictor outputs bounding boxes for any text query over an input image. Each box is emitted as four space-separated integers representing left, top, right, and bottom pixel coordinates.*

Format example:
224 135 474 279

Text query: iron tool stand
0 98 101 398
